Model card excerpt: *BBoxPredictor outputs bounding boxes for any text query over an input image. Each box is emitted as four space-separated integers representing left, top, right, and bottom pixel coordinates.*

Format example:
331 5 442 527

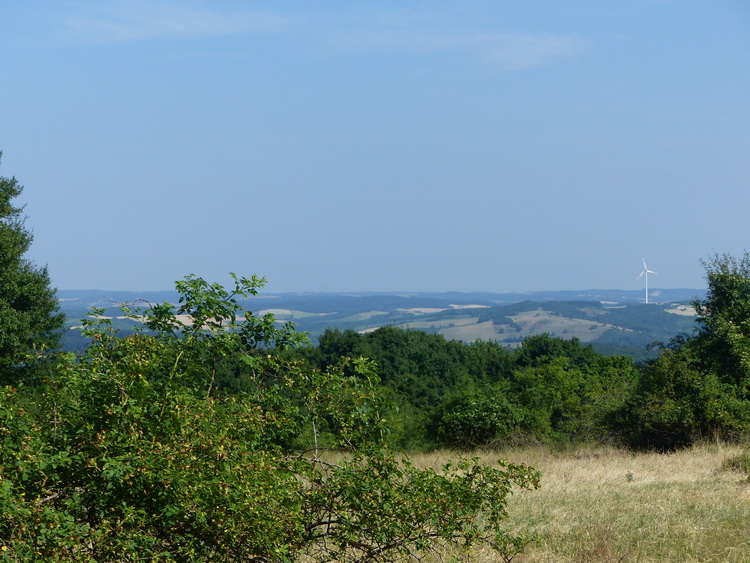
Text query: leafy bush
0 274 539 561
431 390 524 448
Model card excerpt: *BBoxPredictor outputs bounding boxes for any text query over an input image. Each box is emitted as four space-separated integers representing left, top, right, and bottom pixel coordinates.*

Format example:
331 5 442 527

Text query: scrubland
412 443 750 562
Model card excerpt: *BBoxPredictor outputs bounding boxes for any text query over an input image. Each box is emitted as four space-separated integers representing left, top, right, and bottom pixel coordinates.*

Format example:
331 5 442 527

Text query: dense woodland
3 160 750 560
298 329 634 450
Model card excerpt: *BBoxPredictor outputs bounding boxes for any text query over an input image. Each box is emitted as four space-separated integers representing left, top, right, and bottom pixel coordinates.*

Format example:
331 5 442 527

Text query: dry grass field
410 443 750 562
395 309 626 344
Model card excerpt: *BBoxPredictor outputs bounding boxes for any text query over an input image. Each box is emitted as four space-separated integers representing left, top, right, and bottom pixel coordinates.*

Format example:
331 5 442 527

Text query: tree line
301 328 634 450
303 254 750 452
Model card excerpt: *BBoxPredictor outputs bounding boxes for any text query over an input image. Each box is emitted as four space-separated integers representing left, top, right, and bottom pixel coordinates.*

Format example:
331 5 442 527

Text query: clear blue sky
2 1 749 293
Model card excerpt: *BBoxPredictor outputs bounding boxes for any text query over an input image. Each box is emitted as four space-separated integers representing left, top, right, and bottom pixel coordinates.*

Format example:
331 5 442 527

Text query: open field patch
411 444 750 562
397 316 479 331
439 320 500 342
397 307 448 314
337 310 389 322
256 308 332 319
667 304 697 316
504 310 617 341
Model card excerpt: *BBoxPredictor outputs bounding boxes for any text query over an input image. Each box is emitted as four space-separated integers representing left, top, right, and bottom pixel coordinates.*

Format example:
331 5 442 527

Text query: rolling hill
58 287 703 360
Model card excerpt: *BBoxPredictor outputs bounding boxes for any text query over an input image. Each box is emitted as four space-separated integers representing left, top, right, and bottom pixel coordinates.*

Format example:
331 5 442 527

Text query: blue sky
2 1 749 292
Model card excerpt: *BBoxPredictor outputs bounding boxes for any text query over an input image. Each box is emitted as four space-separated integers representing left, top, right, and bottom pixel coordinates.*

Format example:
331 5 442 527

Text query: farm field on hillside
58 289 702 359
412 444 750 562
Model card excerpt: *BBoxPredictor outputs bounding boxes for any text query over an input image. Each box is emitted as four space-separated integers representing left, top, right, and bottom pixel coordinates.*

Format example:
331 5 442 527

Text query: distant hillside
58 288 704 360
390 301 697 361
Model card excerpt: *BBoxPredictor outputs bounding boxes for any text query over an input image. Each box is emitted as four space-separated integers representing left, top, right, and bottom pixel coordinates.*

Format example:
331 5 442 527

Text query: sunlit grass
407 443 750 562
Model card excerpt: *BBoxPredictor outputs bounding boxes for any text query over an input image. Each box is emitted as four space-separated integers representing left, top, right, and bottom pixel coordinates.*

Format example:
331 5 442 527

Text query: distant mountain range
58 287 706 361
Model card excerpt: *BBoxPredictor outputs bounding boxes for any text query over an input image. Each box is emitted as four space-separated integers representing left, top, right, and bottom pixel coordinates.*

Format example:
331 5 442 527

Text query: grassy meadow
410 443 750 562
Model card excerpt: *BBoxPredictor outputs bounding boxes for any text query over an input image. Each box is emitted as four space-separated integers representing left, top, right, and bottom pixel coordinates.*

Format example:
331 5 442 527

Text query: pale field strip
666 304 697 316
507 310 622 339
398 307 448 314
440 320 501 342
399 317 480 330
397 304 490 314
336 311 390 323
432 310 627 344
255 308 338 321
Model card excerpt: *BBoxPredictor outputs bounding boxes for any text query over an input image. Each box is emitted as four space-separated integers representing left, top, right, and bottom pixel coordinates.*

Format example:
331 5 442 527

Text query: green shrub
0 274 540 561
431 390 524 448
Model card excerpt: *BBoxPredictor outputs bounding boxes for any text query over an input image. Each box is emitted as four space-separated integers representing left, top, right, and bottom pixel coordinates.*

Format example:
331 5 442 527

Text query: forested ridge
4 161 750 560
58 291 700 363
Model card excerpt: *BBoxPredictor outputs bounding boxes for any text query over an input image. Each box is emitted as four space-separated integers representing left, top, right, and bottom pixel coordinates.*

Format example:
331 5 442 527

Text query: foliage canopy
0 274 539 561
617 252 750 448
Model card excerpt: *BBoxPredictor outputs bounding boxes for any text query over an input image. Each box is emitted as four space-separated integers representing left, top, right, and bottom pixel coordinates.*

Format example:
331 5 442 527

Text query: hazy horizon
56 284 705 296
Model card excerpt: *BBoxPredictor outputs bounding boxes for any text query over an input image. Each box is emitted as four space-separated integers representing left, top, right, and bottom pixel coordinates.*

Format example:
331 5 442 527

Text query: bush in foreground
0 274 539 561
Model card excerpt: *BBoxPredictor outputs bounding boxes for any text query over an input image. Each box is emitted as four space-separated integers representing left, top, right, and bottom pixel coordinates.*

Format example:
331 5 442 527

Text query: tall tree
0 154 64 382
692 251 750 389
617 252 750 448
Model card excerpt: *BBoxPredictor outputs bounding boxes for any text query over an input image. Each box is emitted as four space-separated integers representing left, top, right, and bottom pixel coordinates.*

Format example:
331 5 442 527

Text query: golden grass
409 443 750 562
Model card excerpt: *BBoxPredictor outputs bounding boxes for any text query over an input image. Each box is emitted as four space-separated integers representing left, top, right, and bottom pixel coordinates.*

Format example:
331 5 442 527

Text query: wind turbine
637 259 657 304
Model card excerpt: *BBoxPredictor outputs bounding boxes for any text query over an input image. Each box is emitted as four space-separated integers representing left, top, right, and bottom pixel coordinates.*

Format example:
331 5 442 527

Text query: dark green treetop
616 252 750 449
0 154 64 382
692 251 750 387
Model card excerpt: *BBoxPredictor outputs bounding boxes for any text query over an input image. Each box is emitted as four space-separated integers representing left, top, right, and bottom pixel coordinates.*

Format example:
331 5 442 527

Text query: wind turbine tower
637 259 657 304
